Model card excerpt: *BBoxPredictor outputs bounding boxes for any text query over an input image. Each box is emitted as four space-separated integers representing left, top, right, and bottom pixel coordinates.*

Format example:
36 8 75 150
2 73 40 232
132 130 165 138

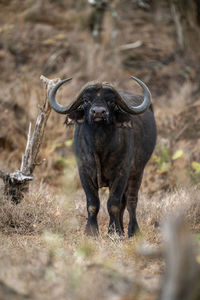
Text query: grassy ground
0 174 199 299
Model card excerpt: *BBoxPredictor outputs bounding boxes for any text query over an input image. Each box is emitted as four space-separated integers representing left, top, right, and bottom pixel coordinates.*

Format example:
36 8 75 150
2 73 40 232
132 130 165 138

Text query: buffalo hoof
128 224 140 238
108 224 124 237
85 223 99 237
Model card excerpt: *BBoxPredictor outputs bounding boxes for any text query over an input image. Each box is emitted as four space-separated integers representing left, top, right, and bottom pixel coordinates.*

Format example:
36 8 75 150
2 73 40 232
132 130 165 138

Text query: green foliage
65 139 73 147
154 147 170 173
50 141 63 152
172 149 184 160
56 157 67 168
191 162 200 186
195 234 200 264
194 233 200 244
50 140 74 169
154 147 184 173
76 240 96 259
192 161 200 176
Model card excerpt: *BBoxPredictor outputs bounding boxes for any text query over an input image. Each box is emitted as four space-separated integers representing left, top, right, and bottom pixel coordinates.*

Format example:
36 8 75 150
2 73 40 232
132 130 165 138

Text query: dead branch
118 40 143 51
170 1 184 51
0 76 60 203
137 0 151 10
0 170 6 180
21 75 60 175
88 0 118 44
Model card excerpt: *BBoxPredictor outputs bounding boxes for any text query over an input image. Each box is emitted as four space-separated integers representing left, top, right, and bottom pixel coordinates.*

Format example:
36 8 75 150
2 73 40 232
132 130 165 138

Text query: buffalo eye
107 100 116 108
83 97 91 105
107 99 114 105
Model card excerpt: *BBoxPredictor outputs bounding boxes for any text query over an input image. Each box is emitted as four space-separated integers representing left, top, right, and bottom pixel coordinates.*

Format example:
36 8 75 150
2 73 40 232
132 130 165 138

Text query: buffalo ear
114 111 133 128
64 109 84 126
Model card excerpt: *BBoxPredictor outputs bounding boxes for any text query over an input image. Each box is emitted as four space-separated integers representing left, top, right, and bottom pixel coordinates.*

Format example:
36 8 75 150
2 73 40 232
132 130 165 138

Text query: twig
170 1 184 50
119 40 143 51
0 170 6 181
20 122 32 173
174 123 189 141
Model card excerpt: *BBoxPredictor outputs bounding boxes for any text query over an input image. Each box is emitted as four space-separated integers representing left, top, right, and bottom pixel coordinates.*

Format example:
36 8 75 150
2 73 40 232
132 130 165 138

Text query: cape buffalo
49 76 157 237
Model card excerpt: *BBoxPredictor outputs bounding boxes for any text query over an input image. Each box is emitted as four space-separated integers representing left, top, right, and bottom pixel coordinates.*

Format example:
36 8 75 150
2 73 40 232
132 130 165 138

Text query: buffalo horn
49 78 105 114
108 76 151 115
49 78 85 114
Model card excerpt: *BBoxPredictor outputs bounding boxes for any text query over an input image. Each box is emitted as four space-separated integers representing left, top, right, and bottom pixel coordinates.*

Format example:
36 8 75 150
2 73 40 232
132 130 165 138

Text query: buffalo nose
91 106 106 117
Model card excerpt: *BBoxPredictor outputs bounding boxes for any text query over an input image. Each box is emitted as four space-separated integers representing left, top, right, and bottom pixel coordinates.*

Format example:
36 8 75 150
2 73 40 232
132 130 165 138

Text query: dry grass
0 184 137 299
0 183 65 235
0 176 199 299
137 186 200 243
0 165 160 300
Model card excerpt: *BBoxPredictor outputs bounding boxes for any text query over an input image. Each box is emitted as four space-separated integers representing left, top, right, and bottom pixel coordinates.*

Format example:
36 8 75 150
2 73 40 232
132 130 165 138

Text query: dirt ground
0 1 200 299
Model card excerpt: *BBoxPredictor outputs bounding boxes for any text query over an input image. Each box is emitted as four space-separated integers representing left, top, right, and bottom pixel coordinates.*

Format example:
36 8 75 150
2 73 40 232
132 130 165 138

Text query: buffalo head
49 76 152 126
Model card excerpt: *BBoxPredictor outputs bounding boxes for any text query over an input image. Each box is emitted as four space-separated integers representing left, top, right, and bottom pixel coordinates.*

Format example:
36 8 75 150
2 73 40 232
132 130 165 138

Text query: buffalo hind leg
119 195 126 234
127 196 139 238
127 173 143 238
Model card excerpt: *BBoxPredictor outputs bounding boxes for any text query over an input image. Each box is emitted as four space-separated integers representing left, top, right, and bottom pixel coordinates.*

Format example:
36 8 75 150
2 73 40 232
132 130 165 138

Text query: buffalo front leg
79 171 100 236
86 194 100 236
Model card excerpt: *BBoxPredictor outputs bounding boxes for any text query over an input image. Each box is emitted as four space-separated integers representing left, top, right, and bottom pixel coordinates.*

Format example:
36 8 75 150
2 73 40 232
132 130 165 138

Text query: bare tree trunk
0 76 60 204
169 0 200 56
169 0 200 99
140 214 200 300
159 215 200 300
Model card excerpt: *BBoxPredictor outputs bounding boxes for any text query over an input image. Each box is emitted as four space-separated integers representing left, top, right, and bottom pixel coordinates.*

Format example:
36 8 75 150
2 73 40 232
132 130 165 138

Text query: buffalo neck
78 122 118 154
